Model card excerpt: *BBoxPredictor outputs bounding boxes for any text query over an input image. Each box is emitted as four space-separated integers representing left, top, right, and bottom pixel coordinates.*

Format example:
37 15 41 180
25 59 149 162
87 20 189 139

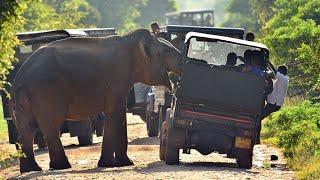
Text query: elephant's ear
139 41 150 63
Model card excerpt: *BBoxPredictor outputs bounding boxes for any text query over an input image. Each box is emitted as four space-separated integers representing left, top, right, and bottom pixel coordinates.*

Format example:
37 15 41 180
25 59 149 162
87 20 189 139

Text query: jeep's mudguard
176 60 266 116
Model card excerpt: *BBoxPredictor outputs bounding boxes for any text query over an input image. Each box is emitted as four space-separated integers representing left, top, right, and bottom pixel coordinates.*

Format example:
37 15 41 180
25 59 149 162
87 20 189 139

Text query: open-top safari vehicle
166 10 215 27
1 28 116 148
160 32 272 168
139 25 245 137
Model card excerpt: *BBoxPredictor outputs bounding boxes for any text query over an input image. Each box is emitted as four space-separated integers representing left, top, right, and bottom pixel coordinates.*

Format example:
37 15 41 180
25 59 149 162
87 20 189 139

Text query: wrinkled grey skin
12 29 182 173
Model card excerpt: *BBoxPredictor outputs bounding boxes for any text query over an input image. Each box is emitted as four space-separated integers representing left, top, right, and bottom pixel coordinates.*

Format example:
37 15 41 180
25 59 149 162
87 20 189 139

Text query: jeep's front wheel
236 149 253 169
147 112 159 137
159 121 167 161
164 119 179 165
78 121 93 146
146 103 159 137
35 131 47 149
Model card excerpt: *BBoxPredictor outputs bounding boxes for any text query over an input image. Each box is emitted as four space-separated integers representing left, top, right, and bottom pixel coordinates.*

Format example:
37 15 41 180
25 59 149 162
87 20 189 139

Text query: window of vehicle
19 45 33 54
192 13 202 26
187 37 260 66
203 13 214 26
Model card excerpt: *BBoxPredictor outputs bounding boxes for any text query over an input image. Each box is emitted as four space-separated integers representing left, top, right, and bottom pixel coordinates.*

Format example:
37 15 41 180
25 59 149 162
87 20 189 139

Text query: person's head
243 50 253 65
226 52 237 66
246 32 255 41
251 50 264 67
151 22 160 35
205 15 212 24
278 65 288 75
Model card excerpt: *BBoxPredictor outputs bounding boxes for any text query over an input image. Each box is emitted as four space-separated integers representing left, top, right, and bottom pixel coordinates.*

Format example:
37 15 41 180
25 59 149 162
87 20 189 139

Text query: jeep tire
236 149 253 169
159 121 168 161
77 121 93 146
146 104 159 137
164 118 179 165
35 130 47 149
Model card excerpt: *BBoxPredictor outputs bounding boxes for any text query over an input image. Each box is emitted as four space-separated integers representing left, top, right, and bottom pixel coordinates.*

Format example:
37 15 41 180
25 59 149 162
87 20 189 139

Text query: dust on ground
0 114 294 179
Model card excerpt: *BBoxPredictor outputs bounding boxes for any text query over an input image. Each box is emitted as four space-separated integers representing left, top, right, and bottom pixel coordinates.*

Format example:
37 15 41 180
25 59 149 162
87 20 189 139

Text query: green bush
263 101 320 179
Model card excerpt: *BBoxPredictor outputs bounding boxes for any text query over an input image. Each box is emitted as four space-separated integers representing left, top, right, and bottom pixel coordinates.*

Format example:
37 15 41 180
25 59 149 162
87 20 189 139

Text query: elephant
11 28 182 173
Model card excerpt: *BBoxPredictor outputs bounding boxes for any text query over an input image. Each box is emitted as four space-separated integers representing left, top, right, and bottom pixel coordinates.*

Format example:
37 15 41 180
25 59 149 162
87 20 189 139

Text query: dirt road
1 114 294 179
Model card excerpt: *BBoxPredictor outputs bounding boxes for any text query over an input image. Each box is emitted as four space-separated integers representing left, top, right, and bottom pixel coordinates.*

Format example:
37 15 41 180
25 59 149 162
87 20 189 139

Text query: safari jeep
143 25 246 137
160 32 272 168
1 28 116 148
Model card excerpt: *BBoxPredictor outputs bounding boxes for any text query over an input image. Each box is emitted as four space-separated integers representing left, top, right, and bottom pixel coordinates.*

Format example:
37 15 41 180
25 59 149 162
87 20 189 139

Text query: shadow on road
34 142 101 157
136 161 258 174
129 137 159 145
14 160 259 179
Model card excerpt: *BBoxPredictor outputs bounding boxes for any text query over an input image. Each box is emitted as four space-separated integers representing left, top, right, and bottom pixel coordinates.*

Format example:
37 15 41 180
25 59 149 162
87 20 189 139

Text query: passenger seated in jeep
224 52 237 68
237 50 252 69
239 50 265 76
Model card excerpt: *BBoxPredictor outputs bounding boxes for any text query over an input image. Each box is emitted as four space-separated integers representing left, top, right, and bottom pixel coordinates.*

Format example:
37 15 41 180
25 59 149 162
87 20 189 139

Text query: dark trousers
256 103 281 144
261 103 281 119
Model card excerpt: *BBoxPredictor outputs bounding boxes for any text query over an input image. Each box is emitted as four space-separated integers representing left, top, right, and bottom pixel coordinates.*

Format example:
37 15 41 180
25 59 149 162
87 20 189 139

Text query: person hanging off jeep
256 64 289 144
151 22 168 40
262 65 289 118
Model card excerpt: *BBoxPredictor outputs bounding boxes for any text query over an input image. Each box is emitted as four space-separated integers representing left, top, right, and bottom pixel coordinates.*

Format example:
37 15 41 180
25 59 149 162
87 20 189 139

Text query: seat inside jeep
176 60 266 116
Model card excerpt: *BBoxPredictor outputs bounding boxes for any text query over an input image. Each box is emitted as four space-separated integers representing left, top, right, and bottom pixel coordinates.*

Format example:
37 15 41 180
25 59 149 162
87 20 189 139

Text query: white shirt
267 72 289 106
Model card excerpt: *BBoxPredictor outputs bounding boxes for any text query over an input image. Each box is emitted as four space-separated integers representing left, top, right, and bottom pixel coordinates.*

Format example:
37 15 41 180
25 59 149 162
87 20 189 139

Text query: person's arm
268 61 277 78
268 61 277 72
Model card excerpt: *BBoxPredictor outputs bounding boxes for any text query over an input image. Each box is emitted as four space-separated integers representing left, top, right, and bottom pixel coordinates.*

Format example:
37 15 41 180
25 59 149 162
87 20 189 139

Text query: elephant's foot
49 159 71 170
20 158 42 173
97 156 133 167
97 157 114 168
113 155 134 167
112 158 134 167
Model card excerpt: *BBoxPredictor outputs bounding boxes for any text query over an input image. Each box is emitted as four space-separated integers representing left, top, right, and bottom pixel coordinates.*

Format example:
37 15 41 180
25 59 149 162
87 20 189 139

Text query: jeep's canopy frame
17 28 117 45
185 32 268 50
163 25 245 39
17 30 88 45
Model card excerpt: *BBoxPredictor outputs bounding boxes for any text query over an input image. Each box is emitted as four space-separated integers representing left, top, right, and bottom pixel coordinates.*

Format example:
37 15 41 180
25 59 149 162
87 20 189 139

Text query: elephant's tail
10 85 34 129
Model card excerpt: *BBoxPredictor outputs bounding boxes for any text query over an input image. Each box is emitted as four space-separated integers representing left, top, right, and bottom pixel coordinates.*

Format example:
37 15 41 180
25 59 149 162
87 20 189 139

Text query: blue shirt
250 67 265 76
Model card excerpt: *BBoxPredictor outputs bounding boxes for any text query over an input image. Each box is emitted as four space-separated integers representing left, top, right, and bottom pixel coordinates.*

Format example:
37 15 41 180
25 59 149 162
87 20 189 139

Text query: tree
0 0 26 89
222 0 260 32
23 0 100 31
137 0 178 27
262 0 320 97
88 0 147 34
250 0 276 26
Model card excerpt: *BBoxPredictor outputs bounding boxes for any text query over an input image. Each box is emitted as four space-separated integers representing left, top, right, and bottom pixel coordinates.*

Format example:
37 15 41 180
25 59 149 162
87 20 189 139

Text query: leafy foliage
88 0 147 34
0 0 26 90
222 0 260 32
262 0 320 98
137 0 178 27
263 101 320 179
23 0 100 31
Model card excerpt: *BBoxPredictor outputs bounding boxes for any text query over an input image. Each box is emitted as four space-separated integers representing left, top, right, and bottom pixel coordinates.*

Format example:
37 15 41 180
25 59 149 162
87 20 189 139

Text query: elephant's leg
35 102 71 170
97 112 117 167
115 115 133 166
45 131 71 170
37 116 70 170
98 98 133 167
15 109 42 173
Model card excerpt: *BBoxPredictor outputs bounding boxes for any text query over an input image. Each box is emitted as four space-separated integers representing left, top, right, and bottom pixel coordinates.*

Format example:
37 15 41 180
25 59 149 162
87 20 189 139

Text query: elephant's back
13 35 126 93
13 46 57 88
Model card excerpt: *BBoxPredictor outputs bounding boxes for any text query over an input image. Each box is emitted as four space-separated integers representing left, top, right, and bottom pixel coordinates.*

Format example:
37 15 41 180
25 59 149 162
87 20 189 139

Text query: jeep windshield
187 37 264 67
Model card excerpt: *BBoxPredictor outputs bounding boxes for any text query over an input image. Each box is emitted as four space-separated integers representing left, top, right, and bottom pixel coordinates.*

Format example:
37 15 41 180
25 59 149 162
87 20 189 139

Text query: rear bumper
173 111 256 139
170 109 257 153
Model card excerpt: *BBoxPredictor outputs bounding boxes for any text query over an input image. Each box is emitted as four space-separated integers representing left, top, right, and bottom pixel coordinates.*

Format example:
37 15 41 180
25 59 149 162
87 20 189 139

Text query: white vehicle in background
166 10 215 27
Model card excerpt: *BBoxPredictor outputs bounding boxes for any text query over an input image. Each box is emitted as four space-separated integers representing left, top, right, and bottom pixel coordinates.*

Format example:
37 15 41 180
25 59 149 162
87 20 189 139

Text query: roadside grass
0 101 21 169
261 100 320 180
0 104 8 141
